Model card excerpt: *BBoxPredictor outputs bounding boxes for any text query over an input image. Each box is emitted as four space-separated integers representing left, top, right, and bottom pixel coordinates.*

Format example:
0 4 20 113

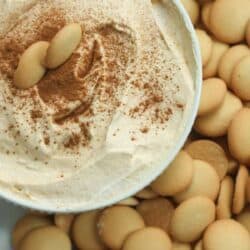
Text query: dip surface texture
0 0 194 208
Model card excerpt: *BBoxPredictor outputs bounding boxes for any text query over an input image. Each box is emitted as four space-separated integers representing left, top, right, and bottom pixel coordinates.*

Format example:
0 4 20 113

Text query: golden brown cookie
218 45 250 87
151 151 194 196
174 160 220 203
12 214 52 249
45 23 82 69
194 91 243 137
228 108 250 165
216 176 234 219
201 2 213 28
209 0 250 44
180 0 200 25
13 41 49 89
170 196 215 243
98 206 145 249
198 78 227 116
196 29 213 66
203 40 228 79
122 227 172 250
203 219 250 250
185 140 228 180
72 211 106 250
231 55 250 101
136 198 174 233
233 165 249 215
236 207 250 233
19 226 71 250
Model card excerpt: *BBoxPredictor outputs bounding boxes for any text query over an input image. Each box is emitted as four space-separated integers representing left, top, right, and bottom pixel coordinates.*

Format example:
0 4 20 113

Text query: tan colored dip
0 0 194 209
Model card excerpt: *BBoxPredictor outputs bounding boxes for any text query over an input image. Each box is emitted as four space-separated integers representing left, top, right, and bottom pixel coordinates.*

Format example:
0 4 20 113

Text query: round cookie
172 242 192 250
203 219 250 250
136 198 174 233
218 45 250 86
236 207 250 233
194 91 243 137
135 187 159 199
151 151 194 196
196 29 213 66
231 55 250 101
246 21 250 46
209 0 250 44
13 41 49 89
54 214 74 233
198 78 227 116
180 0 200 25
185 140 228 180
72 211 106 250
45 23 82 69
201 2 213 28
122 227 172 250
194 241 203 250
19 226 71 250
98 206 145 249
174 160 220 203
216 176 234 219
118 197 139 206
12 214 52 249
203 40 228 79
228 108 250 165
170 196 215 243
233 165 249 215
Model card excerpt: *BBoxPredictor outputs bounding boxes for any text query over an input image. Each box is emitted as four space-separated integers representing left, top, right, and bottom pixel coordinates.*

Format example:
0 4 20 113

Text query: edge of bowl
0 0 202 213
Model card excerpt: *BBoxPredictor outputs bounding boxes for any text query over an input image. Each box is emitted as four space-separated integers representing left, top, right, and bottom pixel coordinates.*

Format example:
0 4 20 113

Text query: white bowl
0 0 202 213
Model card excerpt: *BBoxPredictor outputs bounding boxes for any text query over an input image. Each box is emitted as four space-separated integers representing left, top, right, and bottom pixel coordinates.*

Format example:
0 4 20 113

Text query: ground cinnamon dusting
64 133 81 148
140 127 149 133
44 137 50 145
31 110 43 120
0 3 182 153
0 9 66 79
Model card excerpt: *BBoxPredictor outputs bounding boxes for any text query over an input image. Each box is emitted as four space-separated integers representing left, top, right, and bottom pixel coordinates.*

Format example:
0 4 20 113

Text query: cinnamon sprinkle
31 110 43 120
0 9 66 79
0 4 180 152
140 127 149 133
44 136 50 145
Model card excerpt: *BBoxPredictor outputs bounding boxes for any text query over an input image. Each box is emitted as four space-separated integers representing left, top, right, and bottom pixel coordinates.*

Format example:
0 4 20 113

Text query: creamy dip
0 0 194 209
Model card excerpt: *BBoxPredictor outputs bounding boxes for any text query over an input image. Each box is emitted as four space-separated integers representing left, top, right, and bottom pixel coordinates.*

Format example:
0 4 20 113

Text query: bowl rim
0 0 202 213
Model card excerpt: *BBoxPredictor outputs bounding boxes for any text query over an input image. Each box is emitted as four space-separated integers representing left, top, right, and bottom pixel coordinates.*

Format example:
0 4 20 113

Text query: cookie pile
11 0 250 249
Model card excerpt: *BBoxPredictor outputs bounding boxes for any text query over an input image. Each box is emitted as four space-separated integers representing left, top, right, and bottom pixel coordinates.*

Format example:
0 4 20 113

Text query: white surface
0 198 26 250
